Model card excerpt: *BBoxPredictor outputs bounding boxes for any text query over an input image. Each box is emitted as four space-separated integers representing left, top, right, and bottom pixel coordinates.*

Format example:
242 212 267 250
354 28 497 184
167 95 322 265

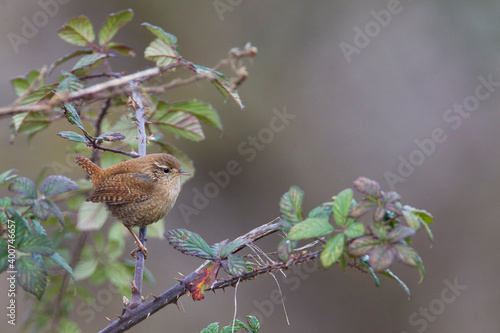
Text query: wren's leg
127 226 148 259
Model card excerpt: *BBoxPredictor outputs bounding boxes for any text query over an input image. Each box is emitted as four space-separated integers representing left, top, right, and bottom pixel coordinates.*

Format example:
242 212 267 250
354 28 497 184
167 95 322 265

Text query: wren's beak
178 169 190 176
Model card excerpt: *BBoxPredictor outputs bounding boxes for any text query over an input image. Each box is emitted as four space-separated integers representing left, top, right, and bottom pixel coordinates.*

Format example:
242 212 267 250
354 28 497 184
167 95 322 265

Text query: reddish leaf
347 236 379 257
368 245 395 271
350 199 377 219
387 226 416 243
353 177 381 198
189 261 220 301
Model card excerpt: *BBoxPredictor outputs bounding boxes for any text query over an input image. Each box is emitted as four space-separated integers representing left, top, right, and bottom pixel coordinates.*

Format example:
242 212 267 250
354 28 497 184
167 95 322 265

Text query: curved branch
99 218 299 333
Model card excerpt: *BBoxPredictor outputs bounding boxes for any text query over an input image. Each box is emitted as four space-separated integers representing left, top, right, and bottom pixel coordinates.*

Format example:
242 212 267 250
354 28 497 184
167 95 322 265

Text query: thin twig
0 45 258 117
51 232 89 330
91 98 112 164
129 83 148 308
89 143 139 158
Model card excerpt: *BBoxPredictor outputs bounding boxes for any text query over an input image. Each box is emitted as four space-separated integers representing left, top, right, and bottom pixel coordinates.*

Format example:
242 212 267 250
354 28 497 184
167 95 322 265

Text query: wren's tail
75 154 102 185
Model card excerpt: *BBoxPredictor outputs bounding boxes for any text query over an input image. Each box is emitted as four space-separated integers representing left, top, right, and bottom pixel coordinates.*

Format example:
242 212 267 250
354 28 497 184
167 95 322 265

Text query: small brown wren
75 153 189 259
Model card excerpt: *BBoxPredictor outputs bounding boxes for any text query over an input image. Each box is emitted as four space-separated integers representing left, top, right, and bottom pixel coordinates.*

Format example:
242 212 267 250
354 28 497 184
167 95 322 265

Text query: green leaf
45 200 66 226
219 238 252 258
194 64 245 109
18 235 55 255
402 207 421 230
201 323 219 333
221 320 248 333
210 75 244 109
12 112 51 137
58 131 89 144
10 77 30 96
56 72 84 92
344 222 365 239
106 42 136 56
9 177 37 199
105 261 132 288
63 103 85 131
307 204 332 220
338 253 347 271
153 106 205 142
0 169 17 185
58 131 89 143
32 200 51 221
59 319 81 333
347 236 379 257
333 188 353 226
100 151 127 170
98 9 134 46
31 218 47 236
222 255 250 277
143 219 164 239
40 175 79 196
77 202 108 230
279 186 304 224
246 315 260 333
106 222 125 259
0 238 8 273
320 233 346 268
144 38 178 67
414 209 434 225
16 256 48 300
402 205 434 242
71 53 107 71
10 70 42 97
73 257 98 280
49 49 94 73
58 16 95 46
393 244 423 269
169 100 223 131
49 252 75 280
11 112 29 133
141 23 177 46
165 229 215 259
370 223 388 240
8 208 29 246
18 85 55 105
11 196 34 206
287 218 334 241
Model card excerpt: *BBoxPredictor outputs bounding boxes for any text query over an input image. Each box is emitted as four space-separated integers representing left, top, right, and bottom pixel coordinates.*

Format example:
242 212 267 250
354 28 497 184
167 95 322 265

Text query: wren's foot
130 242 148 259
126 226 149 259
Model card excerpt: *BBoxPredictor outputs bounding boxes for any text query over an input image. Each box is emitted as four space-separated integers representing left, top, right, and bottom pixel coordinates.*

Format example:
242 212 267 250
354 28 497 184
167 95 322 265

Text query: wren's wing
86 173 155 204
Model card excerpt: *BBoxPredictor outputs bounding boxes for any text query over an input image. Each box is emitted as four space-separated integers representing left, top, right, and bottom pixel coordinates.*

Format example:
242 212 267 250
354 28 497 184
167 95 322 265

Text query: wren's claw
130 243 148 259
127 226 149 259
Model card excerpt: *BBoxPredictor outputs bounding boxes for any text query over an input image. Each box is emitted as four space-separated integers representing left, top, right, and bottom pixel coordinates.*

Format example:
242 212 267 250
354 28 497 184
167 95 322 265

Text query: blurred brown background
1 0 499 332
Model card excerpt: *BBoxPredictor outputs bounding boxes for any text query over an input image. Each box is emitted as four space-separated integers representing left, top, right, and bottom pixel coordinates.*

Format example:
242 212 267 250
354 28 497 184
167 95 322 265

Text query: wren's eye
163 168 170 174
